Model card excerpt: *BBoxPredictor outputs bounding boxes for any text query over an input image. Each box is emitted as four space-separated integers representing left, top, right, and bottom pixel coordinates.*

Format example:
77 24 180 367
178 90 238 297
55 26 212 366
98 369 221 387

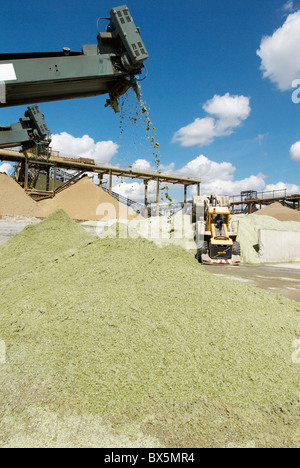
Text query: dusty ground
204 264 300 303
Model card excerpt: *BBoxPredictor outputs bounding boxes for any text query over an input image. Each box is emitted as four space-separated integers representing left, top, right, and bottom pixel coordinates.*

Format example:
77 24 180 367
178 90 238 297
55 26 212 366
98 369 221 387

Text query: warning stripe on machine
203 259 240 265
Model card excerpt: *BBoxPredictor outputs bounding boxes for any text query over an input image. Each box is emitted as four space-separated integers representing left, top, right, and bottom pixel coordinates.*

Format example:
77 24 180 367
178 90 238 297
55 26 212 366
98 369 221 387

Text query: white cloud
200 174 266 197
172 93 251 147
173 156 300 196
290 140 300 161
172 155 265 196
172 117 216 147
255 133 268 144
113 180 154 202
175 155 235 181
283 1 295 13
107 152 300 202
51 132 119 165
257 11 300 91
203 93 251 122
265 181 300 194
0 163 13 175
111 155 267 200
131 159 152 172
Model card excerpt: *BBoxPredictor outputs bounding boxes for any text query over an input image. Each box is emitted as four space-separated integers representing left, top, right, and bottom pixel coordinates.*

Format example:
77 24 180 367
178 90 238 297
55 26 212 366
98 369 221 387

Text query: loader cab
207 207 230 235
211 213 229 234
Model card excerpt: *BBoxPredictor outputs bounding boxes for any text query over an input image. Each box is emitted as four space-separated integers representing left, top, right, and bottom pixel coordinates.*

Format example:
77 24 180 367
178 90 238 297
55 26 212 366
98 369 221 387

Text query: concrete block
258 229 300 263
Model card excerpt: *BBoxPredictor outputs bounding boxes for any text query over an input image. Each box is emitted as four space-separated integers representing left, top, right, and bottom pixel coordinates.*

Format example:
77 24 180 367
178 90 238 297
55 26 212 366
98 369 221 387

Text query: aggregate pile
0 209 299 448
0 173 44 218
254 202 300 222
38 176 141 221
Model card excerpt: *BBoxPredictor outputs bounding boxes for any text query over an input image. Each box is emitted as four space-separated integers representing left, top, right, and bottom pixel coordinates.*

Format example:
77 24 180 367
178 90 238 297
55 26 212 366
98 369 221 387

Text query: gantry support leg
24 153 29 191
156 177 160 217
144 180 148 218
109 169 112 195
52 164 57 194
184 185 187 213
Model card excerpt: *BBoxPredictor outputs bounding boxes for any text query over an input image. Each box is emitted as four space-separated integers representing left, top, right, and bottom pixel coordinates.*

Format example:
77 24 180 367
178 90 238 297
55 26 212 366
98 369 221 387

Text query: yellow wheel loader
193 194 240 265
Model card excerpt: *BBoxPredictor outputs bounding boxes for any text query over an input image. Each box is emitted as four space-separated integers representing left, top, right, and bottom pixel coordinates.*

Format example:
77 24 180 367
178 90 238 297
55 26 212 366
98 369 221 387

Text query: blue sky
0 0 300 201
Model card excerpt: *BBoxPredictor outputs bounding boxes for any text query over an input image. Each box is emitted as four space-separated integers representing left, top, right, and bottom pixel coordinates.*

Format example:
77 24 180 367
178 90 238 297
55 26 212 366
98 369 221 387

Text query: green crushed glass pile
0 210 299 448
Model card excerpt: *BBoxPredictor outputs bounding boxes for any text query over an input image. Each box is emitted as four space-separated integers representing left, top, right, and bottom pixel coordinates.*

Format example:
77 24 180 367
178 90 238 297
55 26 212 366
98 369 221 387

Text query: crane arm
0 105 50 150
0 5 148 112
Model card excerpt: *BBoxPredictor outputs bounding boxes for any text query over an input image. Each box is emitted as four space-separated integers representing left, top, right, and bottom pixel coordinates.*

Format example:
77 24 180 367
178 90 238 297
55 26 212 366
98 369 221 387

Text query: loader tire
196 241 208 263
196 249 202 263
232 241 241 256
202 241 208 255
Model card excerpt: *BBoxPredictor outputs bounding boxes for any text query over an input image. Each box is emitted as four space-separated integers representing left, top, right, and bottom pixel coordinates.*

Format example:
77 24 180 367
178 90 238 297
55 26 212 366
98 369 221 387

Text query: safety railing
230 189 287 204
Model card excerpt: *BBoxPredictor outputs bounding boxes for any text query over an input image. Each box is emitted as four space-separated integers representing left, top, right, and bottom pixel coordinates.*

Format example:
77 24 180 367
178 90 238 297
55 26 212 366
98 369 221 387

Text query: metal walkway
101 183 189 217
230 189 300 214
101 184 146 215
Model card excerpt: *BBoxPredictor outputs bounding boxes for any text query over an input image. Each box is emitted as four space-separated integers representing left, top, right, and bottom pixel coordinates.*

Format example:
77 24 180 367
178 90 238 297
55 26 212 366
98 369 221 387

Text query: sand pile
0 173 44 218
233 213 300 264
254 202 300 222
38 176 141 221
0 209 299 448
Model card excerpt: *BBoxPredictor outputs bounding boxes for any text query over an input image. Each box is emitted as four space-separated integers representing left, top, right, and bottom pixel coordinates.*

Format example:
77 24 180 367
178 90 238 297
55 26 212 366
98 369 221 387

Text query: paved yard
204 263 300 303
